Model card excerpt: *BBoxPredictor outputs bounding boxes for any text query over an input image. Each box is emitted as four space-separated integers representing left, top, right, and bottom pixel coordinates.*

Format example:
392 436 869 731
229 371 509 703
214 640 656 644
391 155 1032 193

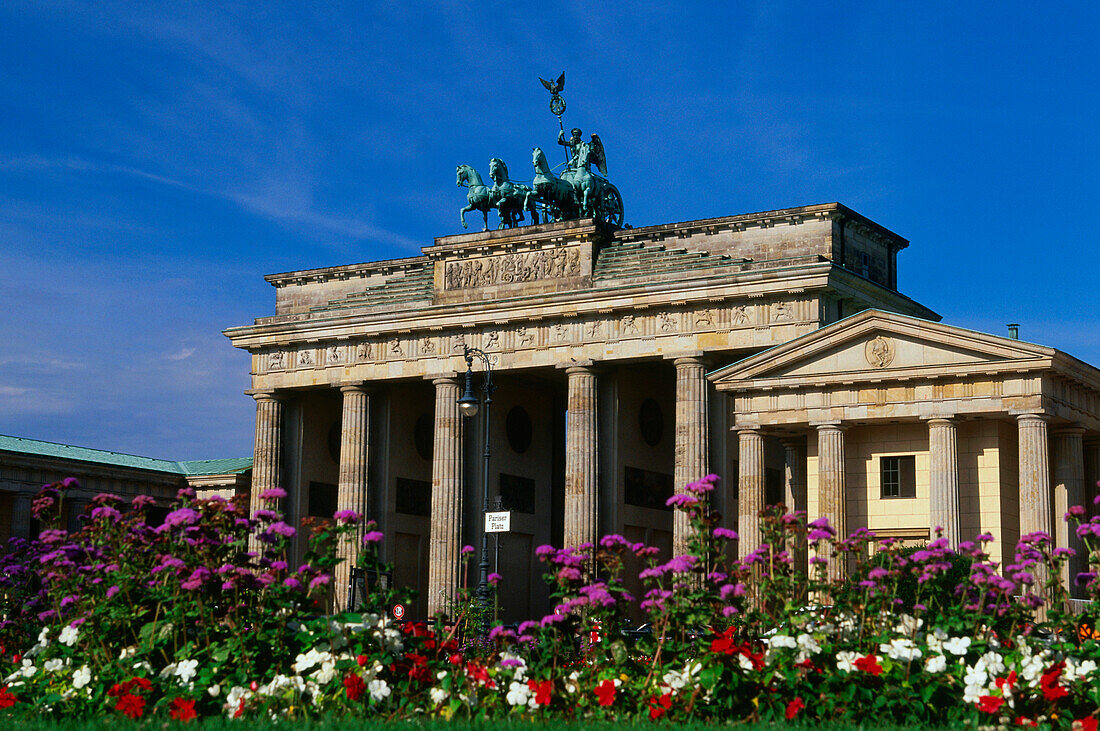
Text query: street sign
392 603 406 620
485 510 511 533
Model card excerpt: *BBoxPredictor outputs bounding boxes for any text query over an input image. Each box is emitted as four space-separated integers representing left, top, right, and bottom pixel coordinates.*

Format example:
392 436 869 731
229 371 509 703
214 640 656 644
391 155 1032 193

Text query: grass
8 718 956 730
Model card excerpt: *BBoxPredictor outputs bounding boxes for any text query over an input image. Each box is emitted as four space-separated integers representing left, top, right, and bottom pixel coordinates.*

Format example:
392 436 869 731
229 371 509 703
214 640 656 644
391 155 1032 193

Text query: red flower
976 695 1004 714
648 692 672 719
1015 717 1037 727
131 676 152 692
115 693 146 719
344 673 366 701
710 627 737 655
169 697 197 722
1040 662 1069 701
0 686 17 709
594 679 616 707
466 661 493 687
854 655 884 676
996 671 1018 691
234 698 245 718
527 678 553 706
356 654 369 667
786 697 805 720
1075 717 1098 731
449 653 464 665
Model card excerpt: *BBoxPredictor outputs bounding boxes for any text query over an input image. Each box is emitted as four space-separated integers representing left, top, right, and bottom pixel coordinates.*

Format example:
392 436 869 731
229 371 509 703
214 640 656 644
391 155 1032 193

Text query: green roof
0 435 251 476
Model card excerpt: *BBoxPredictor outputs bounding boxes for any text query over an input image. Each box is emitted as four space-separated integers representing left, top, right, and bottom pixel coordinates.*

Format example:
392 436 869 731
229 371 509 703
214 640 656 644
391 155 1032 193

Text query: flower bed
2 477 1100 728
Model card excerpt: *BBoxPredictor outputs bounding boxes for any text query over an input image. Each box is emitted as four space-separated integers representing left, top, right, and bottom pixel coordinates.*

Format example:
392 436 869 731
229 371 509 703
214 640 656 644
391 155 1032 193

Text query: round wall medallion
414 413 434 461
506 406 533 454
639 398 664 447
864 336 894 368
327 422 341 463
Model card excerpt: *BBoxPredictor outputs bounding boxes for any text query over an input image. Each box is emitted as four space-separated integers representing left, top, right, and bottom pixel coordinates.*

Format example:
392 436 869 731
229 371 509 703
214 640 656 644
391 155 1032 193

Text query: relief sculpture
444 248 581 290
267 351 285 370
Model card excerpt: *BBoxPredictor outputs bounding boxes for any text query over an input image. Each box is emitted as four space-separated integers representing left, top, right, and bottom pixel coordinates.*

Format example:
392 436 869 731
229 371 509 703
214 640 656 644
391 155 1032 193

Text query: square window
880 456 915 498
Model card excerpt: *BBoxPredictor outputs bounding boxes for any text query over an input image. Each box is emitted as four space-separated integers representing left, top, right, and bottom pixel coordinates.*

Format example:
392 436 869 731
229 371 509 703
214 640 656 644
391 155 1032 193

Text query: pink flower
362 531 384 544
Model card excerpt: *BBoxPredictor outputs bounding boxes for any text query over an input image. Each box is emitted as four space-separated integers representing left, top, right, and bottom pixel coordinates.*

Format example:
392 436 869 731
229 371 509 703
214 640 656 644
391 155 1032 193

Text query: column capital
735 425 764 435
247 388 284 402
425 371 460 383
812 421 846 432
430 375 462 387
558 359 597 374
1016 412 1050 425
667 352 707 366
926 417 957 428
338 382 372 395
1053 425 1087 437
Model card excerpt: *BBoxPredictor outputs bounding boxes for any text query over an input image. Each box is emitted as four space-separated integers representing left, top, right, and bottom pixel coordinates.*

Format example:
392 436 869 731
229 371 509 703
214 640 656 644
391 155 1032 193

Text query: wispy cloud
1 154 421 251
165 348 196 362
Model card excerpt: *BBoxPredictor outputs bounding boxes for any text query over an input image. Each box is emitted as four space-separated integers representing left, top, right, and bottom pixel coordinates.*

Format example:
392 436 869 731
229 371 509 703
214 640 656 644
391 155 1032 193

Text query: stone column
1018 413 1051 595
673 356 709 556
427 377 464 617
737 427 766 560
816 423 847 581
1053 427 1085 595
11 493 33 539
251 391 285 519
335 384 371 612
1018 414 1051 539
927 418 961 546
564 364 599 550
783 437 808 576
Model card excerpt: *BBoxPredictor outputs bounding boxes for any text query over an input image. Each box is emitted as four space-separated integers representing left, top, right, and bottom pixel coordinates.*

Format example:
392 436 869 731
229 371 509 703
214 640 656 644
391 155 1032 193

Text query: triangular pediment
709 310 1055 388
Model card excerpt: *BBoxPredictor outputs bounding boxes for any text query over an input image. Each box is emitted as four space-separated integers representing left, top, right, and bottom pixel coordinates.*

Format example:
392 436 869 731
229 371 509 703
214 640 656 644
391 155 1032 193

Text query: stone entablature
227 209 937 390
710 310 1100 432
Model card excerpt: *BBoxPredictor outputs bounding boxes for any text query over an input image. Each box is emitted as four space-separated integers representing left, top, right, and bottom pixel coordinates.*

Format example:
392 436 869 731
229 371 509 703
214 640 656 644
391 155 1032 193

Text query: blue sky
1 2 1098 460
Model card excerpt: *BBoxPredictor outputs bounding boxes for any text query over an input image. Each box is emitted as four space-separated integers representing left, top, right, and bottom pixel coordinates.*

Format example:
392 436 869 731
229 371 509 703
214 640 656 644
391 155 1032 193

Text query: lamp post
457 345 495 629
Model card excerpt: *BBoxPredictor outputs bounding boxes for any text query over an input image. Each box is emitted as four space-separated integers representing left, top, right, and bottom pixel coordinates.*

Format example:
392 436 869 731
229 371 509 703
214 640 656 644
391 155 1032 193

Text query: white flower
962 683 984 704
368 678 390 702
737 653 755 672
894 614 923 635
1074 659 1097 680
72 665 91 689
208 683 221 698
769 634 797 650
44 658 64 673
176 659 199 684
943 636 971 656
58 625 79 647
924 654 947 673
312 659 336 685
429 687 449 705
20 659 37 678
796 633 822 661
881 638 922 662
506 680 531 706
836 651 858 673
1019 654 1046 685
564 670 580 694
924 627 947 654
979 651 1005 677
963 664 988 687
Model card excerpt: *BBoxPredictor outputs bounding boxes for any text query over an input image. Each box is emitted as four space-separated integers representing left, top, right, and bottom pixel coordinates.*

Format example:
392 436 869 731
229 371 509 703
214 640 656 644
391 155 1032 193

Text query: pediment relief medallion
864 336 894 368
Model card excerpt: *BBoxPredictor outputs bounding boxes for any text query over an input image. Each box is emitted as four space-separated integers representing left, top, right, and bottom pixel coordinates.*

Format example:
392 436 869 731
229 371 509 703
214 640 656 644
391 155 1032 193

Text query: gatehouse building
224 203 1100 619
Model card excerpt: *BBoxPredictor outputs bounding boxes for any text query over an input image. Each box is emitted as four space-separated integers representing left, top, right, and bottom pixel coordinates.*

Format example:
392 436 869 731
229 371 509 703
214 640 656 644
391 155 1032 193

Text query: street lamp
458 345 495 630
